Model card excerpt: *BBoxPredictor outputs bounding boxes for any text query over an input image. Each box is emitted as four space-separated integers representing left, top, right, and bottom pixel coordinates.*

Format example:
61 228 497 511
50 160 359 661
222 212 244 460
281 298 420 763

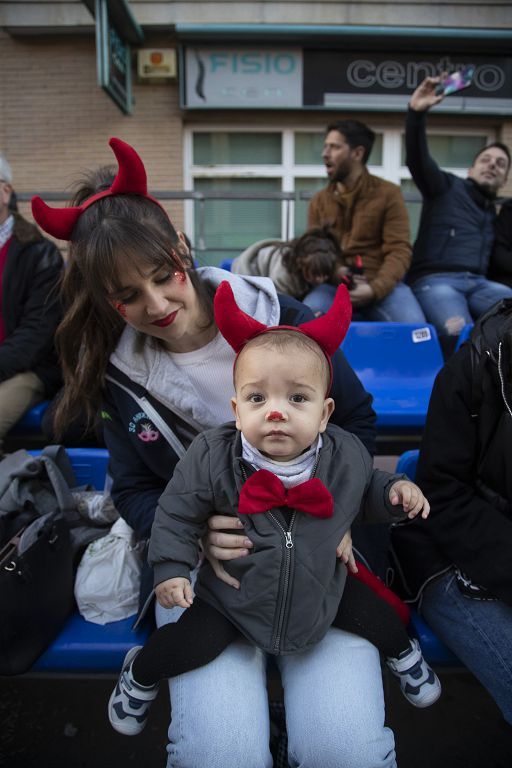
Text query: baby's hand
336 529 358 573
155 577 194 609
389 480 430 519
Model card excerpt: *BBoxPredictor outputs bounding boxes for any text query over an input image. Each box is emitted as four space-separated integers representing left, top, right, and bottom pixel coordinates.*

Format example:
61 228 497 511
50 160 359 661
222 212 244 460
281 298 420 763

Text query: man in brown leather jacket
307 119 425 321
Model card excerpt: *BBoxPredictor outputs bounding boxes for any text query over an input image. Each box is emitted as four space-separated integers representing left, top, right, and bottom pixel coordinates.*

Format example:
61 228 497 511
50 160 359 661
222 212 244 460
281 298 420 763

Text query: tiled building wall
0 31 185 246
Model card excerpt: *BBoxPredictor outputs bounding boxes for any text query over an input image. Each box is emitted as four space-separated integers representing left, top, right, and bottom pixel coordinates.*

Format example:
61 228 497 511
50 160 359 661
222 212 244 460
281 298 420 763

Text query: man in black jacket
489 199 512 288
391 304 512 724
405 75 512 339
0 152 63 448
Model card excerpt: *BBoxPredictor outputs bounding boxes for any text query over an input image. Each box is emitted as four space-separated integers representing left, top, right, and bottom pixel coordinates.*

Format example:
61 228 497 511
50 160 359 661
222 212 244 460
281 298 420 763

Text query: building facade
1 1 511 263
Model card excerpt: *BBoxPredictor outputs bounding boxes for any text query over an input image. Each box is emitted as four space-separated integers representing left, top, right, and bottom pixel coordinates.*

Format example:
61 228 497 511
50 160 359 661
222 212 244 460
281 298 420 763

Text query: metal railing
17 188 423 259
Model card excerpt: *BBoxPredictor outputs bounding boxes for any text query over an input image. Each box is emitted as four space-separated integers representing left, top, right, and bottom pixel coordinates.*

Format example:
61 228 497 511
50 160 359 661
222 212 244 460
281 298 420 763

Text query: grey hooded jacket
149 422 405 655
231 239 310 300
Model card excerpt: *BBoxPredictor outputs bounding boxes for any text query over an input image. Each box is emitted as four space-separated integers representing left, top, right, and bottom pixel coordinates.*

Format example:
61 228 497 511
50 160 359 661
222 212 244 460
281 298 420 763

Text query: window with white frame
184 126 493 266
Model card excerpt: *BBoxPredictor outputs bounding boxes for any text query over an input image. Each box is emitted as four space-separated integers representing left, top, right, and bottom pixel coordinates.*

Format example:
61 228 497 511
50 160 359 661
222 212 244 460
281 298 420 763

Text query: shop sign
182 46 512 114
96 0 133 114
182 47 302 108
303 52 512 114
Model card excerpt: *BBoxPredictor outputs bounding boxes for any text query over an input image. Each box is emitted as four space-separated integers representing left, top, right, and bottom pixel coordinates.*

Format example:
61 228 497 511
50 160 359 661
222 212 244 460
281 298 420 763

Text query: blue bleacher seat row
26 447 459 674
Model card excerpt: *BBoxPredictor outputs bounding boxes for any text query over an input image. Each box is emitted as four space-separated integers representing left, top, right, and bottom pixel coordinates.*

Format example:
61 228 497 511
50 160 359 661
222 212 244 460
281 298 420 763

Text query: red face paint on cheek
115 302 127 318
174 271 186 283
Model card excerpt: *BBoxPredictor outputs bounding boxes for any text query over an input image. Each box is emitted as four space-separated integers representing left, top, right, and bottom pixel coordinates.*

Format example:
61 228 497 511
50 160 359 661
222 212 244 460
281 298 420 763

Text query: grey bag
0 446 109 559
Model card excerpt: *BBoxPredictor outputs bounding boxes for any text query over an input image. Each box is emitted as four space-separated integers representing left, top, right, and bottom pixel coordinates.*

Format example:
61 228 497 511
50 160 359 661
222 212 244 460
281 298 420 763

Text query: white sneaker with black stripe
108 646 159 735
386 638 441 708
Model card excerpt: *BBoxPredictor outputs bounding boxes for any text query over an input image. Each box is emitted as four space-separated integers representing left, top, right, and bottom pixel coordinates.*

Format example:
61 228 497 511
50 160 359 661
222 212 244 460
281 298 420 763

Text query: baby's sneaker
108 646 159 735
386 638 441 708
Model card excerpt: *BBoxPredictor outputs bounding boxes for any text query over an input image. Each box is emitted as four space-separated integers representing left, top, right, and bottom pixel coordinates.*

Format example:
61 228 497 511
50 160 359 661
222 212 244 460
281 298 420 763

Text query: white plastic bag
74 518 145 625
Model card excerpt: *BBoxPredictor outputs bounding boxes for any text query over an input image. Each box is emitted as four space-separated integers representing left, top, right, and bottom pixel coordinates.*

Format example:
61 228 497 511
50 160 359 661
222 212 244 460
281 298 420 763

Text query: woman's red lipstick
152 311 177 328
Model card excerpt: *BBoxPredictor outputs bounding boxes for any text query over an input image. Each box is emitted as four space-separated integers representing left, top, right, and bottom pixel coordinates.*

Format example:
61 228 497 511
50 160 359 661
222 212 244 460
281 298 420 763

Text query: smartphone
435 65 475 97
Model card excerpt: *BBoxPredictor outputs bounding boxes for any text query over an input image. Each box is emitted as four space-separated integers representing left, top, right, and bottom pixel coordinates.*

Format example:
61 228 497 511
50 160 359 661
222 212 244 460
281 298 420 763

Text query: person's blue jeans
156 600 397 768
420 570 512 724
303 282 426 322
411 272 512 337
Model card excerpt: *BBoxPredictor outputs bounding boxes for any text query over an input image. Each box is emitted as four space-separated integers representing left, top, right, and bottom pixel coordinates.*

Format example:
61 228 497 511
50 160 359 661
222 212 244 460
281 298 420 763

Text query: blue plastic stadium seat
65 447 110 491
395 448 421 479
409 611 460 666
455 323 473 351
341 322 444 429
10 400 50 433
395 449 461 666
32 611 150 672
29 446 110 492
219 258 233 271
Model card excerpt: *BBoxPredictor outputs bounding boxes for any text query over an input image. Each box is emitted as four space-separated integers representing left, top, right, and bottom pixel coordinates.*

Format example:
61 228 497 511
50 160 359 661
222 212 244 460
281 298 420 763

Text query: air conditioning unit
137 49 177 82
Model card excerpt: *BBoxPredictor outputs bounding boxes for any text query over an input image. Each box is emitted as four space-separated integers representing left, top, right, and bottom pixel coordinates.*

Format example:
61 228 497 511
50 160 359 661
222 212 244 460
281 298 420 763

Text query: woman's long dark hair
53 176 213 438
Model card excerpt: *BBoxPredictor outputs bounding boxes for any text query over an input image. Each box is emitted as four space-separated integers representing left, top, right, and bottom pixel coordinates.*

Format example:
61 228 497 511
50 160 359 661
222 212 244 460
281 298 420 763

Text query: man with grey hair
0 152 63 449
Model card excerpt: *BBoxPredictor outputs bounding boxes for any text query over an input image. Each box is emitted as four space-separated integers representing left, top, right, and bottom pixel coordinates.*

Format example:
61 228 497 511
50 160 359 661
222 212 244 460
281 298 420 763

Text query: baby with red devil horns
109 280 439 739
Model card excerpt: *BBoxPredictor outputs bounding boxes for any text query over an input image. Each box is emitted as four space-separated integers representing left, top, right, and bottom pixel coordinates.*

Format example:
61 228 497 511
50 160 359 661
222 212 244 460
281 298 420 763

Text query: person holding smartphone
404 74 512 346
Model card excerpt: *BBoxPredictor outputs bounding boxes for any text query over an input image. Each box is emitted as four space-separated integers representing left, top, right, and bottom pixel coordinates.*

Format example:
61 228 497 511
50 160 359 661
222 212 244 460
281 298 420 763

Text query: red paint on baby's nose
267 411 284 421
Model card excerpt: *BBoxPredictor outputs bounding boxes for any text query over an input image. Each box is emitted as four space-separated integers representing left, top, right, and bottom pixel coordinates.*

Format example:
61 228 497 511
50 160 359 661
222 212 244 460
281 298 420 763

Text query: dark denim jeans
421 570 512 724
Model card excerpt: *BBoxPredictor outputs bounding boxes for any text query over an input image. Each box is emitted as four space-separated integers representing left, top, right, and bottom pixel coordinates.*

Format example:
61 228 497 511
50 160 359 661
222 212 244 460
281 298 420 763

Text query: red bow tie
238 469 333 519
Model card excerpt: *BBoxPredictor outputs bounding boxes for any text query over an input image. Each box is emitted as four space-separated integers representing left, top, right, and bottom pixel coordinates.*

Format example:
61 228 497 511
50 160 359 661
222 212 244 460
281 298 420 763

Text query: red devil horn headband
31 137 163 241
214 281 352 363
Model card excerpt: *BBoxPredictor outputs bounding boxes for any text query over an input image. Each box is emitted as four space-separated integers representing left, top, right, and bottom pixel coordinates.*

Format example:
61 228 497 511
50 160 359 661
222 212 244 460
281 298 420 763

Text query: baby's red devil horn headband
213 281 352 390
31 137 165 240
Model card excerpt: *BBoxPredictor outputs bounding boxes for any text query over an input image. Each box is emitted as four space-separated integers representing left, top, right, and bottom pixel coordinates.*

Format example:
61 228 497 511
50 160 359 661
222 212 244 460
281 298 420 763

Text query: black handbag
0 512 75 675
0 446 106 676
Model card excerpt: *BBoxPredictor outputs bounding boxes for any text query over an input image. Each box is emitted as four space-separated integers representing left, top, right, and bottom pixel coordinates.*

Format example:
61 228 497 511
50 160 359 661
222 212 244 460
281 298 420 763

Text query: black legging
132 576 410 687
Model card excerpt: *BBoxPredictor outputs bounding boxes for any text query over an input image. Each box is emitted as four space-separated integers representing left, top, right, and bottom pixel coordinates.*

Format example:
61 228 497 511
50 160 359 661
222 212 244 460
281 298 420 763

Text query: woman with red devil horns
33 138 396 768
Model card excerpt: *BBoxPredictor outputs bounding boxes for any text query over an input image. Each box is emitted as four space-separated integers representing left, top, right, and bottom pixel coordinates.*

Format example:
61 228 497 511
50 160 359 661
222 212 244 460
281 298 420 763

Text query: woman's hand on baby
202 514 254 589
389 480 430 519
336 529 358 573
155 577 194 609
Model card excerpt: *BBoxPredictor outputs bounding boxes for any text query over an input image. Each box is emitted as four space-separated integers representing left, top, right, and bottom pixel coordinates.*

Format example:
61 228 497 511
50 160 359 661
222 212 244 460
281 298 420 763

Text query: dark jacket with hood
100 268 377 617
391 304 512 607
0 213 63 394
489 199 512 288
150 422 404 655
405 109 497 284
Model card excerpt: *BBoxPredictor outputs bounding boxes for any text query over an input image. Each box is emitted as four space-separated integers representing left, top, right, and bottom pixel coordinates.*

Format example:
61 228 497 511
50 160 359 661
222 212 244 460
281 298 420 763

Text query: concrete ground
1 669 511 768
